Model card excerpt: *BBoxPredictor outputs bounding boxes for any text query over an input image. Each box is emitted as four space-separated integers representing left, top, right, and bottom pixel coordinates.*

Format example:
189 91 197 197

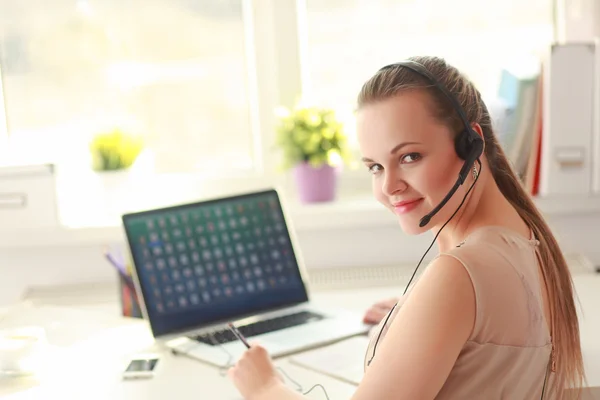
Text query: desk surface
1 276 599 400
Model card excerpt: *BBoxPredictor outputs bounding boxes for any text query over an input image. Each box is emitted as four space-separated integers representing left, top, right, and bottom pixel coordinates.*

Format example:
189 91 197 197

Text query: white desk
1 276 599 400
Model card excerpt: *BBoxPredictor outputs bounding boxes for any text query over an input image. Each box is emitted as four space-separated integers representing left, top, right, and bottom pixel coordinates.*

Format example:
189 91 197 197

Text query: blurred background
0 0 598 306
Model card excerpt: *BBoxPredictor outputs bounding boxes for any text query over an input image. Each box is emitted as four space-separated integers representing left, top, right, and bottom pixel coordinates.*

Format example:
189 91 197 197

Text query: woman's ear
471 123 485 152
471 123 484 139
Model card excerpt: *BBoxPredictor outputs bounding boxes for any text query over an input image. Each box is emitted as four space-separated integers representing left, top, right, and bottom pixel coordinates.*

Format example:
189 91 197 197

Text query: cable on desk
302 384 330 399
276 366 330 400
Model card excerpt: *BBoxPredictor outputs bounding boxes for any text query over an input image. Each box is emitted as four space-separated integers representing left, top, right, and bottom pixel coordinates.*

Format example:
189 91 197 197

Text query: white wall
555 0 600 42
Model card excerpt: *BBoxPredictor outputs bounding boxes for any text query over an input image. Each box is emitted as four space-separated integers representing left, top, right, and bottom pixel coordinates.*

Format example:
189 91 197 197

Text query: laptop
122 188 370 367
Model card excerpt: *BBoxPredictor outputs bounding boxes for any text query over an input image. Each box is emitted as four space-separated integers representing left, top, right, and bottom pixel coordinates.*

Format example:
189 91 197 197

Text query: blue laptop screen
122 189 309 337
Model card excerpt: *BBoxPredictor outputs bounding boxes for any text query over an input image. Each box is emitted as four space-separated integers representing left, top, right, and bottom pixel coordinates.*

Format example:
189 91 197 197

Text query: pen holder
118 273 143 319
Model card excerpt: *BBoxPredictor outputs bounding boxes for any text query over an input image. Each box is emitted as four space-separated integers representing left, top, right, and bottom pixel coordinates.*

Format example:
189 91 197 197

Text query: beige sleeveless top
364 226 555 399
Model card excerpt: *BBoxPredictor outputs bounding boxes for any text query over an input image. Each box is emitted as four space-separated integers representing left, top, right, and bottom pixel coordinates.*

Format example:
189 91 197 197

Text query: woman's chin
396 216 427 236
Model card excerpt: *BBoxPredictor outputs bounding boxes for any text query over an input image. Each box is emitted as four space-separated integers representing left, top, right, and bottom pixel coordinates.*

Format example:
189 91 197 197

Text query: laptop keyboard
192 310 325 346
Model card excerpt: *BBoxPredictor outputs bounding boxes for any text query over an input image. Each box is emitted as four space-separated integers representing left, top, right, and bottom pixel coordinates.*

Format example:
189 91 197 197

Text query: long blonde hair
357 56 584 398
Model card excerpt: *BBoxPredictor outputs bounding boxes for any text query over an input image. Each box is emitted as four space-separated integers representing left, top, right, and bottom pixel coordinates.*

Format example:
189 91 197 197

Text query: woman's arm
351 255 476 400
229 254 475 400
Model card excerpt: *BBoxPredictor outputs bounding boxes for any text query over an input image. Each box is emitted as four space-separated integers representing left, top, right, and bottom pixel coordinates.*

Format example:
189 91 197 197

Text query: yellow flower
90 128 144 171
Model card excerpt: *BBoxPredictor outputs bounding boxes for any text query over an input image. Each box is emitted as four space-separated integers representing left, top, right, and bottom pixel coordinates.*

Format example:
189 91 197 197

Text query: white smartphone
122 355 160 380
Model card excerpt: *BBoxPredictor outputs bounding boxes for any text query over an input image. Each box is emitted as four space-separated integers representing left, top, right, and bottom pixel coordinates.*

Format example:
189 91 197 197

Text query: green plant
275 105 350 170
90 128 144 171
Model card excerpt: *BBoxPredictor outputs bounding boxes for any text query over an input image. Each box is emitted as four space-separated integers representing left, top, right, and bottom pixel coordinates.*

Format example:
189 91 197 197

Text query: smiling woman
356 56 583 399
357 90 467 236
226 56 585 400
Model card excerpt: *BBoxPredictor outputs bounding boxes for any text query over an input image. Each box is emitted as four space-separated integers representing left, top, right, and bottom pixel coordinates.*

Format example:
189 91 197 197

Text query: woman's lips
393 198 424 215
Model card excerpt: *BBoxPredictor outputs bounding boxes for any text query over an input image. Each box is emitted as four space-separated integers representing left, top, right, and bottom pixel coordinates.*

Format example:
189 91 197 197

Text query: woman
227 56 585 399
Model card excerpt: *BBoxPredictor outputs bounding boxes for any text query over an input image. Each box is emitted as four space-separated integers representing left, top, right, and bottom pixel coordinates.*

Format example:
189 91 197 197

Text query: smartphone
122 355 160 379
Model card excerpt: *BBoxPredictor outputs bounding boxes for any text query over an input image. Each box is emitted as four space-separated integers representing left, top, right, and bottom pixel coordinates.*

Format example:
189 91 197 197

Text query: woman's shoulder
435 225 539 298
439 225 539 275
455 225 539 250
432 225 545 344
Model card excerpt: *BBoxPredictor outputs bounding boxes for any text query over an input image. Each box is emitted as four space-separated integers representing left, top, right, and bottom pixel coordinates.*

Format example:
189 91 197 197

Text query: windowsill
1 187 600 249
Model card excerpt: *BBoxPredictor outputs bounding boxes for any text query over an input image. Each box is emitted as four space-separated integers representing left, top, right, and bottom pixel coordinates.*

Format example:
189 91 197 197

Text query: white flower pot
96 169 132 217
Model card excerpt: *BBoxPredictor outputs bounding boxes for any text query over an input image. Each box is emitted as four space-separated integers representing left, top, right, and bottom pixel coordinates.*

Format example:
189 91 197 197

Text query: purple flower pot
293 162 338 203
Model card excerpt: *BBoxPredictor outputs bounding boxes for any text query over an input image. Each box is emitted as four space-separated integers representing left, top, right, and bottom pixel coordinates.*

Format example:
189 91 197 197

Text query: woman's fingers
363 306 389 324
363 297 399 324
374 297 399 309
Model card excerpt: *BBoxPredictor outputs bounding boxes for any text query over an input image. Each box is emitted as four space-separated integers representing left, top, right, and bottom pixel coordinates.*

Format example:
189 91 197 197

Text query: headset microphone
418 183 459 228
419 138 484 228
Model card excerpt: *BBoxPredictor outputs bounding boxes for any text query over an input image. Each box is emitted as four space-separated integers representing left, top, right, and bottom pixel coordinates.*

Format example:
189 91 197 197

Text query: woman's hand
228 344 283 400
363 297 398 325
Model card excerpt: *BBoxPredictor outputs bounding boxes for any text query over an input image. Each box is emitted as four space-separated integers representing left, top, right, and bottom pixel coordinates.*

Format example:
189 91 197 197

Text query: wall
555 0 600 42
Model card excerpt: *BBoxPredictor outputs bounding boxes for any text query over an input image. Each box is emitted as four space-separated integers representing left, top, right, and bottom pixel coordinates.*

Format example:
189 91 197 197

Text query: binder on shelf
540 43 595 196
523 70 544 196
496 56 541 182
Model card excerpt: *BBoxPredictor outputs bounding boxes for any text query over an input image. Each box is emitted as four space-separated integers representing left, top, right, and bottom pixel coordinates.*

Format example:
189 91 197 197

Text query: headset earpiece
379 61 484 163
454 130 472 160
454 128 484 161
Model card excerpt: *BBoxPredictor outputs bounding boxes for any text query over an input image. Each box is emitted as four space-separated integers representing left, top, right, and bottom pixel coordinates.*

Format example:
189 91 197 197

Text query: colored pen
227 323 251 349
104 251 134 286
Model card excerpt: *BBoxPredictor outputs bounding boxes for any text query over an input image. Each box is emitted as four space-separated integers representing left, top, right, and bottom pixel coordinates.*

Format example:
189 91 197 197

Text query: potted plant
275 105 349 203
89 128 144 214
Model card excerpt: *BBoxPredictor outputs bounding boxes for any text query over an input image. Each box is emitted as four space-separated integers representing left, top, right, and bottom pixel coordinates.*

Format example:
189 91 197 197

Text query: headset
364 61 551 399
378 61 485 228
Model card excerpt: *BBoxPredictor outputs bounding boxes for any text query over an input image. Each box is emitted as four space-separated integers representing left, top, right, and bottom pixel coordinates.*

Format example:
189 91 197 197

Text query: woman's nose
382 171 408 196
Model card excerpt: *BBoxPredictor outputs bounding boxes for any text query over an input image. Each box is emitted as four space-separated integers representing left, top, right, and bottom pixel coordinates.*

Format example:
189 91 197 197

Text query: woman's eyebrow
361 141 421 162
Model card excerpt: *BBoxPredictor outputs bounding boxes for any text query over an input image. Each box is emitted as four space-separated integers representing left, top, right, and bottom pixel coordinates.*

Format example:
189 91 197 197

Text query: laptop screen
122 189 309 337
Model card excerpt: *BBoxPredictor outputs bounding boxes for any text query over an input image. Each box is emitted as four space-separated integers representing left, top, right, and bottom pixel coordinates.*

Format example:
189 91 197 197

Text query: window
0 0 255 175
0 0 555 184
302 0 554 148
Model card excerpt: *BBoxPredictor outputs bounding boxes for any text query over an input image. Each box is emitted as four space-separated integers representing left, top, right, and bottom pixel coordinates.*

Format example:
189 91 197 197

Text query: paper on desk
288 336 369 386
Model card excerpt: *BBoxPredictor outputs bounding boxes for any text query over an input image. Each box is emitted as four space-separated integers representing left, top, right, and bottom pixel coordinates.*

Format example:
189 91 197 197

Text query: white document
288 335 370 386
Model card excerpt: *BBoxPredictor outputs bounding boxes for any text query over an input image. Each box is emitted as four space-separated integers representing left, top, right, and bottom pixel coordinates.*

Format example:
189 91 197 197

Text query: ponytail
486 135 585 398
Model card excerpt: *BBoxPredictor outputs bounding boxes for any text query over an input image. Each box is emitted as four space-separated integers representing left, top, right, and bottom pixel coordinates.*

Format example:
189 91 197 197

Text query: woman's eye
368 164 382 174
401 152 422 164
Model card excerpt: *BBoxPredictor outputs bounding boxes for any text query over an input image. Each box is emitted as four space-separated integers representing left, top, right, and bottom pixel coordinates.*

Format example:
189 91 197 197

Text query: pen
227 323 251 349
104 252 134 283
